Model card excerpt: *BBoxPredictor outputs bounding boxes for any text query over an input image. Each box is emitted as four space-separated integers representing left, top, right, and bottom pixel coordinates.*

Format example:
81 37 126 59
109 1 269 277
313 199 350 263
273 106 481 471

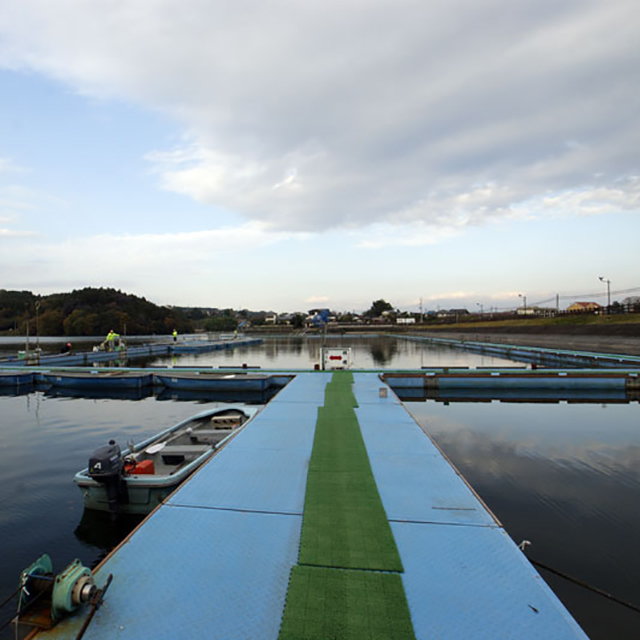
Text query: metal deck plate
42 507 302 640
367 450 498 525
165 377 325 513
234 405 318 452
354 407 438 456
167 444 310 514
350 372 404 405
392 521 588 639
272 373 331 402
351 377 495 526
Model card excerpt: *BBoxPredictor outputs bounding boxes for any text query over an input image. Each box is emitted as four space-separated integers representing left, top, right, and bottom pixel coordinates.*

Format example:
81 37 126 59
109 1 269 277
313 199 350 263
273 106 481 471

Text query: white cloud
353 220 462 249
0 0 639 236
0 228 35 237
0 157 24 173
490 291 522 301
423 291 475 302
305 295 329 304
0 222 296 297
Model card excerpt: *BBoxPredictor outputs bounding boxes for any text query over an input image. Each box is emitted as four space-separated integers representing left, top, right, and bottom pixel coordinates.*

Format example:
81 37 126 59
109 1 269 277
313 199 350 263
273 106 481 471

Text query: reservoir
0 336 638 638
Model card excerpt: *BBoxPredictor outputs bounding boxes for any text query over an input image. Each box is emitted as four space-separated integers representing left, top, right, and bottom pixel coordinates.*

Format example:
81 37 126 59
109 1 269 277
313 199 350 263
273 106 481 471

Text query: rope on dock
519 543 640 614
530 558 640 614
0 585 22 634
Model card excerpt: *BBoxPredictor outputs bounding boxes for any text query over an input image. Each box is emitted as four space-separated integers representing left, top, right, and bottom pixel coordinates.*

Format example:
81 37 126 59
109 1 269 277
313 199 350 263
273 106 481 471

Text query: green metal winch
15 553 112 636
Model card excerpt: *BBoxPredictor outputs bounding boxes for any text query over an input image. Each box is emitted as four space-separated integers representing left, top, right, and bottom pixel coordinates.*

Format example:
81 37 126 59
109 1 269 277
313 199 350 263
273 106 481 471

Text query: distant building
516 306 554 316
436 308 469 319
567 301 602 313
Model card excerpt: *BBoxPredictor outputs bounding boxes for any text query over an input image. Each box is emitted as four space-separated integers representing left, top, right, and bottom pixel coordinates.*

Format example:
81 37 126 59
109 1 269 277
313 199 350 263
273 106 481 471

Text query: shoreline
415 330 640 357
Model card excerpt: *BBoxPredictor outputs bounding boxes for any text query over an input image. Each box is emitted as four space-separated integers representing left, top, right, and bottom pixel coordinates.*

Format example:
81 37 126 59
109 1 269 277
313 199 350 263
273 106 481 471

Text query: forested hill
0 288 193 337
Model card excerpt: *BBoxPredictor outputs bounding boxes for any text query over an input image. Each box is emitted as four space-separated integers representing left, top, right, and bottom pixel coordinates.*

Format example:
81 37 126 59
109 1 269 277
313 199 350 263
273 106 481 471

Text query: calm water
402 399 640 639
139 334 525 370
0 336 638 638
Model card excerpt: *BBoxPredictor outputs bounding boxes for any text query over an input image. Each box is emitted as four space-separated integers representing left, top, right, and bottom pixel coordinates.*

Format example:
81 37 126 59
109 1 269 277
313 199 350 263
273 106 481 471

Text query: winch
14 553 112 637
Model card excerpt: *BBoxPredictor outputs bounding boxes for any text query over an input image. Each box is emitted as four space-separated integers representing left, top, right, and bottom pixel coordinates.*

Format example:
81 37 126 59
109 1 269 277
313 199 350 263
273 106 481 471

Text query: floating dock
401 334 640 368
0 337 263 367
31 372 588 639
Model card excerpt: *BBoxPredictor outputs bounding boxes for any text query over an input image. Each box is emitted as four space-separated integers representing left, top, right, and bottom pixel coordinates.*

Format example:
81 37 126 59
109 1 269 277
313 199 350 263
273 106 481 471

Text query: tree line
0 288 193 337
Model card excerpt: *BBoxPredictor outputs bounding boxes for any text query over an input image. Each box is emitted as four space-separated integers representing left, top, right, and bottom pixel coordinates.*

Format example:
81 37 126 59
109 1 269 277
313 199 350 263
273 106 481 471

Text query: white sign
322 348 352 370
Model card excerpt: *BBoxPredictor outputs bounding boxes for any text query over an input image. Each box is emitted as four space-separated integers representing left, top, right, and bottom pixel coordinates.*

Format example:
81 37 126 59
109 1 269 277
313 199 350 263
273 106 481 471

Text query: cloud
0 157 25 173
423 291 475 302
0 222 294 296
305 295 329 304
0 227 35 237
1 0 639 235
353 220 462 249
0 185 67 237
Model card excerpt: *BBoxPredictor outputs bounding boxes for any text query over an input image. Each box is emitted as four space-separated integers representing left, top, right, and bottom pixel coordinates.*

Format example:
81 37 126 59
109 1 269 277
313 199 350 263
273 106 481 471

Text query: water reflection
74 509 144 563
0 383 35 397
141 336 520 370
155 387 275 404
368 337 399 366
43 386 153 401
397 387 634 403
406 400 640 640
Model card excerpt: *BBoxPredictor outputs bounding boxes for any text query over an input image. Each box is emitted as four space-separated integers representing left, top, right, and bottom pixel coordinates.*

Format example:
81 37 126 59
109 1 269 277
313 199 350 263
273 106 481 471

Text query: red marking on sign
329 355 343 360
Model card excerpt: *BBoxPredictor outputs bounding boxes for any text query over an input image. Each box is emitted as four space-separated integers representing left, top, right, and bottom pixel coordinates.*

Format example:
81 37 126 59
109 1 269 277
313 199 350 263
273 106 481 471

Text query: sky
1 0 639 314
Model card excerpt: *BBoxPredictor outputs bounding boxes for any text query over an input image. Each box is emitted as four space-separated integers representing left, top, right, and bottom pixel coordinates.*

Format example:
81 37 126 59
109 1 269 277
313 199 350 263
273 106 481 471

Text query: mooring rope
519 540 640 614
0 585 21 612
530 558 640 614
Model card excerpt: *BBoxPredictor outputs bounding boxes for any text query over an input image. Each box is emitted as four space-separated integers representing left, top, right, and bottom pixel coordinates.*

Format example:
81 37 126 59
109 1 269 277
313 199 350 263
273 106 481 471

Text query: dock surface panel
35 371 587 639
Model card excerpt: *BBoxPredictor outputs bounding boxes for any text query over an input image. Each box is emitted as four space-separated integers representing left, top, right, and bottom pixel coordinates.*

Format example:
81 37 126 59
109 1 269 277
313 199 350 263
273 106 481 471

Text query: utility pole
598 276 611 312
518 293 527 315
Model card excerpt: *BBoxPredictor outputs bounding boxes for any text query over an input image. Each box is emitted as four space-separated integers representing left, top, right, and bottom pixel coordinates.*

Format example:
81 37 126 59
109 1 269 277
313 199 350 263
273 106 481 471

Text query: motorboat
74 405 259 515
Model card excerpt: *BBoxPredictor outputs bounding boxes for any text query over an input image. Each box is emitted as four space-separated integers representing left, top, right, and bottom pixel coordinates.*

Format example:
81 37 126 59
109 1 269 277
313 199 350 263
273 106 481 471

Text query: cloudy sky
1 0 639 313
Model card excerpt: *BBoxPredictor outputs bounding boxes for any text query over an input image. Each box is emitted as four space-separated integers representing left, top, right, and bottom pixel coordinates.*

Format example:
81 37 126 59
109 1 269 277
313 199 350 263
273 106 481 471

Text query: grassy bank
418 313 640 332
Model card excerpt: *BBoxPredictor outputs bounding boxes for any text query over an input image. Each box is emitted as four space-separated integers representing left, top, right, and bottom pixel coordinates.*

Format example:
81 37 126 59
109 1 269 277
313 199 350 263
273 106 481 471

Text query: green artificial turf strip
299 506 404 570
278 371 414 639
299 373 403 572
278 566 415 640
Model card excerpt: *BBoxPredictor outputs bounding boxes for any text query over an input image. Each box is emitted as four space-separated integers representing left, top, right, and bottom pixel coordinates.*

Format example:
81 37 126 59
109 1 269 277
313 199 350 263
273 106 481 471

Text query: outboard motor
88 440 129 515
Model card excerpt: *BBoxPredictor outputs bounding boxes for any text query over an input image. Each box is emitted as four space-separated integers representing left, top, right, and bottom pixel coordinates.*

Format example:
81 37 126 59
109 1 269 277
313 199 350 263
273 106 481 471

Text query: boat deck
33 372 587 639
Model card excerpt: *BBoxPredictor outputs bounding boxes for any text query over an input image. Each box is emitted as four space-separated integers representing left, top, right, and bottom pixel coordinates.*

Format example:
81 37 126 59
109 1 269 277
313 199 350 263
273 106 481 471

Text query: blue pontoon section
351 372 588 639
0 370 34 386
394 522 587 639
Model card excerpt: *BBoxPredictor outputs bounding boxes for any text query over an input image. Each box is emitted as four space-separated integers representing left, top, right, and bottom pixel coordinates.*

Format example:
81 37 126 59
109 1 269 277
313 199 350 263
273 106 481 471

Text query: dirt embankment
417 324 640 357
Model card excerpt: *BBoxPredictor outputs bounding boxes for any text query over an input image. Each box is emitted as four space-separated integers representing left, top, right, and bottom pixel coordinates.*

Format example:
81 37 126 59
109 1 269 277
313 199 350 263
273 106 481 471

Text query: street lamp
518 293 527 315
598 276 611 311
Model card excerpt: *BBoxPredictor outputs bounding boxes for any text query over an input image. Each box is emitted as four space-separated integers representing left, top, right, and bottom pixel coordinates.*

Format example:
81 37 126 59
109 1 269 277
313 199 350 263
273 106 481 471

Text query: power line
415 285 640 313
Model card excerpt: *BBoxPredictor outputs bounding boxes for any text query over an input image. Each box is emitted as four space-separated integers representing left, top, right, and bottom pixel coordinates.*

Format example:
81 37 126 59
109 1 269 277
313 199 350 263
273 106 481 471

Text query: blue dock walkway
0 337 263 368
34 372 587 639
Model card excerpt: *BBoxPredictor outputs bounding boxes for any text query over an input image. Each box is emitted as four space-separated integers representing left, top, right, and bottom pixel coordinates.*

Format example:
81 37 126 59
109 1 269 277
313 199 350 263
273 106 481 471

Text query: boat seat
160 445 211 456
190 429 234 438
209 416 243 425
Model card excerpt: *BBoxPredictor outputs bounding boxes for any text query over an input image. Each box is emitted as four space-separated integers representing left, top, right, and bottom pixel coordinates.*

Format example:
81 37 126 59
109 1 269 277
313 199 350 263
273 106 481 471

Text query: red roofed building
567 301 602 313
